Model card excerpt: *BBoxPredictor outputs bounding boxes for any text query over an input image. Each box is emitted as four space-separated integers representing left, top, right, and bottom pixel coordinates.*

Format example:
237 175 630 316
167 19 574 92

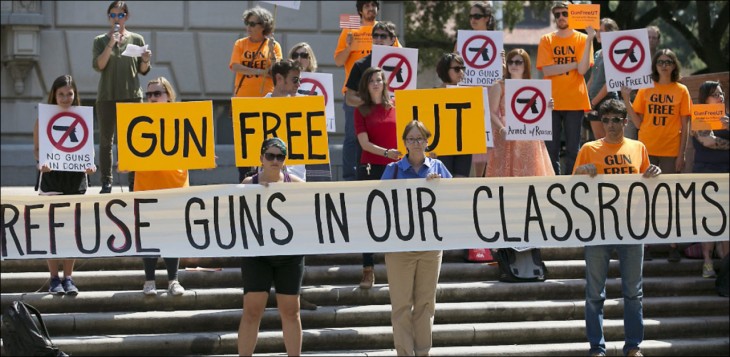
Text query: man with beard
537 1 594 175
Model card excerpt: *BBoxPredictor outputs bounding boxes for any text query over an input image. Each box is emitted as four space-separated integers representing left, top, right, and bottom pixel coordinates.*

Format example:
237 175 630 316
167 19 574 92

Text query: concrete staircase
1 247 728 356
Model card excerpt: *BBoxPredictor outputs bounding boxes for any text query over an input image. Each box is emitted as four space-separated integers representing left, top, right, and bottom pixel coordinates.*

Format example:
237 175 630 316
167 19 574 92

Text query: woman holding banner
435 52 472 178
692 80 729 278
33 74 97 295
238 137 304 356
380 120 451 356
355 67 402 289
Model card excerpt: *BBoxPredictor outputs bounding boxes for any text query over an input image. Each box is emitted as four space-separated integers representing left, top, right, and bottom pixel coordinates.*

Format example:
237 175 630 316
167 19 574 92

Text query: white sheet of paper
122 44 149 58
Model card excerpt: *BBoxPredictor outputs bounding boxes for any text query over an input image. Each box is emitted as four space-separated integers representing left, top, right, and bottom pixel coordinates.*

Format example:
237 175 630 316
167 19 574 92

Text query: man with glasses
537 1 595 175
573 98 660 357
344 22 398 110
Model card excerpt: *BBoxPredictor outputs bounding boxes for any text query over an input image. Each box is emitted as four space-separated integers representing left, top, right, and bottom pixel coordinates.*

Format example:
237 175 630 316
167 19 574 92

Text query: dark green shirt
92 31 150 102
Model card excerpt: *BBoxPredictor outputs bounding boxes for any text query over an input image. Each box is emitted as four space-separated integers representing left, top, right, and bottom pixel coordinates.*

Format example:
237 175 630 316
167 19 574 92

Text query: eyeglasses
145 91 166 99
405 138 427 144
291 52 309 60
369 78 384 85
246 21 263 27
656 59 675 67
372 33 391 40
469 14 488 20
553 11 568 19
108 13 126 19
601 117 625 124
263 152 286 162
450 66 466 72
711 92 725 98
507 59 524 66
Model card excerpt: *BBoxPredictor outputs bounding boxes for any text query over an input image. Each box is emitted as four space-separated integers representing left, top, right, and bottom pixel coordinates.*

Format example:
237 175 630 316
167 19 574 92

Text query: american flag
339 14 360 29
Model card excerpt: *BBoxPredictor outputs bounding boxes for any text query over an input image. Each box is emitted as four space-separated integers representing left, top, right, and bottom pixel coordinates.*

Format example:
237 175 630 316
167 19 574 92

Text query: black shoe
100 181 112 194
668 246 682 262
300 297 318 311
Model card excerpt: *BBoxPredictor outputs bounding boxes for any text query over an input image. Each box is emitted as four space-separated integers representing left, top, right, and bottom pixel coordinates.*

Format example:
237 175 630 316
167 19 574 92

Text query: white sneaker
143 280 157 295
168 280 185 296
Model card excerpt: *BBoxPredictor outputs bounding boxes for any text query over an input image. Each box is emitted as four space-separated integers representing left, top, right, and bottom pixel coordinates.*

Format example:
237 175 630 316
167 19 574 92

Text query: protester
622 49 691 262
134 77 186 297
289 42 332 182
537 1 594 175
691 81 729 278
237 137 305 356
230 5 282 182
92 0 151 193
573 98 661 357
646 25 661 58
354 66 401 289
33 75 97 295
380 120 451 356
585 18 619 140
434 52 471 177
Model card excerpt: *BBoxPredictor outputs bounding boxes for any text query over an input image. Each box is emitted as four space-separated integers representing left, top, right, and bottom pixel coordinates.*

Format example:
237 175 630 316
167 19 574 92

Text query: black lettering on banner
262 112 282 138
134 199 159 253
128 116 156 157
626 183 650 239
160 118 180 156
598 183 622 240
473 186 499 242
524 185 547 242
185 198 210 249
285 112 304 160
267 193 293 245
183 118 206 158
1 204 22 257
306 111 326 160
701 181 727 236
214 196 235 249
49 202 70 254
571 183 596 242
75 202 101 254
25 204 45 255
238 112 260 159
412 105 441 152
417 187 442 241
675 182 697 236
240 195 264 249
106 199 132 253
392 189 414 241
651 183 672 239
546 184 571 241
444 103 471 152
499 186 521 242
315 193 349 244
366 190 390 242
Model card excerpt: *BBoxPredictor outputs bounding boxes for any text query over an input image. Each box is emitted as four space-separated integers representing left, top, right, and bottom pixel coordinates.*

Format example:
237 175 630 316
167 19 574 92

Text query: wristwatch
383 149 389 157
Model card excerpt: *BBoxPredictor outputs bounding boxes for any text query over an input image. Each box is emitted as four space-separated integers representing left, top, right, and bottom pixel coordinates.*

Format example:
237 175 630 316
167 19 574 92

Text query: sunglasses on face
372 33 391 40
145 91 166 99
291 52 309 60
711 92 725 98
656 59 675 67
450 66 466 72
109 13 126 19
507 59 524 66
246 21 263 27
553 11 568 19
264 152 286 162
469 14 488 20
601 117 625 124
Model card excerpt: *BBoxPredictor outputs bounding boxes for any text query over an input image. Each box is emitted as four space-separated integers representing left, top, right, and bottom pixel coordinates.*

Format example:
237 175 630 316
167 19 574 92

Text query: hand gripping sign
38 104 95 172
372 45 418 97
504 79 553 141
602 29 654 91
456 30 503 87
299 72 336 132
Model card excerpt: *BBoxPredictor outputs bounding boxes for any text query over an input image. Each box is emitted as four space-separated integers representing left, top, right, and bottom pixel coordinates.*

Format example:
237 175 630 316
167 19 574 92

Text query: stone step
10 296 724 337
0 258 717 293
31 317 730 356
1 277 718 314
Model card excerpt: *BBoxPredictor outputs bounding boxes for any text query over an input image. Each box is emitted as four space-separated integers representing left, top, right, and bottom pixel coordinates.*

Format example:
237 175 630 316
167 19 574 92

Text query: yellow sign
117 101 215 171
567 4 600 30
691 103 726 131
394 87 486 156
231 95 329 167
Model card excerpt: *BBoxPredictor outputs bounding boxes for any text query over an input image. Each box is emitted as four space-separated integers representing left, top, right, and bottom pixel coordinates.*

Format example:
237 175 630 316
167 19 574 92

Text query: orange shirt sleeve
678 84 691 116
536 34 553 70
632 88 646 115
334 30 348 59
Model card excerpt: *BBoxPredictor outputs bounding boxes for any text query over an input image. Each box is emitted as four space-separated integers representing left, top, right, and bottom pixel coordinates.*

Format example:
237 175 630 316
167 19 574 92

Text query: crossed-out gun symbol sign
614 48 637 62
468 47 490 61
382 66 403 82
52 125 79 142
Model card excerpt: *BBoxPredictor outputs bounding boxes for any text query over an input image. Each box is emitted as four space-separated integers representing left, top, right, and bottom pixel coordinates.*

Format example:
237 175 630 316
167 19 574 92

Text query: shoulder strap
251 173 259 184
283 170 291 182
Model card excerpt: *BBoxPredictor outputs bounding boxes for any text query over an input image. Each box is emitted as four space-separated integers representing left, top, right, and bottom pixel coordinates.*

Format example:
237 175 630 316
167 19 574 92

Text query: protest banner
372 44 419 97
567 4 600 29
691 103 726 131
602 29 654 91
117 101 215 171
395 87 486 156
299 72 336 132
457 30 503 86
38 104 95 172
504 79 553 140
231 95 329 167
2 174 727 260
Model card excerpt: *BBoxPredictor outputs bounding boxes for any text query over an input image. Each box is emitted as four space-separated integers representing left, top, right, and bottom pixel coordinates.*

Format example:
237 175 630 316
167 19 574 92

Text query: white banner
505 79 553 140
1 174 727 260
299 72 336 132
602 29 654 91
457 30 503 86
38 104 95 172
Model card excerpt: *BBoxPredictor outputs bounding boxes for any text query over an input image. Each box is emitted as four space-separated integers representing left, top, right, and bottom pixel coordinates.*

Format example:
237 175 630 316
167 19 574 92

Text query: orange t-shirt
229 37 282 97
134 170 189 191
573 138 650 175
633 82 691 157
537 31 593 111
334 22 401 93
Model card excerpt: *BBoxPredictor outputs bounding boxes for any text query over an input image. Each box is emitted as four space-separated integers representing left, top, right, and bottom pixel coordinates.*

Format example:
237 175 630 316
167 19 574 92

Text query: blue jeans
342 102 361 181
545 110 584 175
584 244 644 356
